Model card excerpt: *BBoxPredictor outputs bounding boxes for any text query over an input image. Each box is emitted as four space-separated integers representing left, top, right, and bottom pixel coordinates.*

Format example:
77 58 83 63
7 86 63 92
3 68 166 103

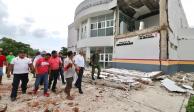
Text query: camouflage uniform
91 53 101 79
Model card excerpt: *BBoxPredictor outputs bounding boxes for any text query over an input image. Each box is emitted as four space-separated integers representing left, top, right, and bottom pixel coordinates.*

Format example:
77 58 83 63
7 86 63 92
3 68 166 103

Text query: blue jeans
0 67 3 76
35 73 48 93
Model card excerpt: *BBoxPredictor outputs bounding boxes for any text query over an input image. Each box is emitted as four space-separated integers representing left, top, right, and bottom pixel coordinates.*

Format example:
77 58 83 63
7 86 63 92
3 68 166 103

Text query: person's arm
29 63 34 73
7 64 13 78
59 57 63 68
28 59 34 73
64 59 72 71
4 56 7 66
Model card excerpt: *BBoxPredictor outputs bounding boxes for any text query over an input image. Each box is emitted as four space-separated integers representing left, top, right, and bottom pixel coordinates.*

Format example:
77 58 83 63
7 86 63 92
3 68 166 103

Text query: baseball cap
41 51 47 55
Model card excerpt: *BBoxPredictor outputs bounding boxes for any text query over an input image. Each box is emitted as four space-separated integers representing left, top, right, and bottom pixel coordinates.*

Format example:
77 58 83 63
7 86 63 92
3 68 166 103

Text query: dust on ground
0 71 192 112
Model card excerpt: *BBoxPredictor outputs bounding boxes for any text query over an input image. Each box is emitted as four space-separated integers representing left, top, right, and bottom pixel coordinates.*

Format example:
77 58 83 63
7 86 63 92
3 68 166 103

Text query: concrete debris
182 85 193 90
0 71 193 112
0 103 7 112
27 100 39 107
91 68 163 89
103 68 163 78
186 90 194 95
161 78 186 93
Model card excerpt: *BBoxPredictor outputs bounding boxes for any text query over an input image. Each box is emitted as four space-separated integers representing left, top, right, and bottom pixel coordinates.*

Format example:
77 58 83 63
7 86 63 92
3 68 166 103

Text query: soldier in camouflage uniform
91 49 102 80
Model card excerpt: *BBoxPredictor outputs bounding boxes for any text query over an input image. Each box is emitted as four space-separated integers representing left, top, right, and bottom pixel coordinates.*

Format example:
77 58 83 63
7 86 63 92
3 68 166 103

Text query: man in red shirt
0 48 6 84
33 53 51 97
48 50 62 92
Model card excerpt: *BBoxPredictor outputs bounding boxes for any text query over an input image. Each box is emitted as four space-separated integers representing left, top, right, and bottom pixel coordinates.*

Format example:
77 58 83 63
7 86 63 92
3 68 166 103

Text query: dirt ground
0 73 190 112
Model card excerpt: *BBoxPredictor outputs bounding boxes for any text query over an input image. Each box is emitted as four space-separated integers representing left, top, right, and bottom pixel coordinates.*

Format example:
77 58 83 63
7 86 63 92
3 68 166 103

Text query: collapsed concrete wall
112 0 194 74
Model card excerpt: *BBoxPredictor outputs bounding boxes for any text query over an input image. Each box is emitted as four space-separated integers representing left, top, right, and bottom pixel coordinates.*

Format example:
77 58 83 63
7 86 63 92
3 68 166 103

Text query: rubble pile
85 68 194 94
161 72 194 94
84 68 163 89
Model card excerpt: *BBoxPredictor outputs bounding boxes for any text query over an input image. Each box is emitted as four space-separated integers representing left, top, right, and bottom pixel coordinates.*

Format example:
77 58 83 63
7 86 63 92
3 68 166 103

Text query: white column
87 18 91 38
86 47 90 61
79 24 82 40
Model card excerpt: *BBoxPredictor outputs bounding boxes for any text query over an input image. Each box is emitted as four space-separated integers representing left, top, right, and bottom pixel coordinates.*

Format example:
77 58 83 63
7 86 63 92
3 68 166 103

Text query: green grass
186 96 194 112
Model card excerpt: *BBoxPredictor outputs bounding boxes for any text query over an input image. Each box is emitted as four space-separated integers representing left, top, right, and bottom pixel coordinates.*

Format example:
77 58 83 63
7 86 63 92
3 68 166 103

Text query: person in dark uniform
91 49 102 80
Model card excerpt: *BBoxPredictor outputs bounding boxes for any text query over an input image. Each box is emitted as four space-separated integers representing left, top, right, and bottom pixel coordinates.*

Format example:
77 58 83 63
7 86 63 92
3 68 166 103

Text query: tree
0 37 39 57
60 47 68 56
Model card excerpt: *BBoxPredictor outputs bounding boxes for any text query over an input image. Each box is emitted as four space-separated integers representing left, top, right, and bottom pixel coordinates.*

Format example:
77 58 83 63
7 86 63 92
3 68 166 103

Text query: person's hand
76 67 80 73
69 63 73 67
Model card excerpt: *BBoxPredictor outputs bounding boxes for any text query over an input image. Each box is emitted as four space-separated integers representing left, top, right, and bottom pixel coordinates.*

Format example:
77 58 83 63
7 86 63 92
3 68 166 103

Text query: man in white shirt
64 51 75 100
7 50 34 101
74 49 85 94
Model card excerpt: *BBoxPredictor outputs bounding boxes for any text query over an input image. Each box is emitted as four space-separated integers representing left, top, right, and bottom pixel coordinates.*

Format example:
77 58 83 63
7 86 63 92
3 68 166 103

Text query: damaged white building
68 0 194 73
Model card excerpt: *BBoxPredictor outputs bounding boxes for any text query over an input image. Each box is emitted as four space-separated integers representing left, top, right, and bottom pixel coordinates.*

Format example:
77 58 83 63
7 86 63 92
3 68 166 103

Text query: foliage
186 96 194 112
60 47 68 56
0 37 39 57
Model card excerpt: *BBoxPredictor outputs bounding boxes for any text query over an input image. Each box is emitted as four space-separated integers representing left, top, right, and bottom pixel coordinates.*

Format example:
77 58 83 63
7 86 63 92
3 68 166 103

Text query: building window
90 13 114 37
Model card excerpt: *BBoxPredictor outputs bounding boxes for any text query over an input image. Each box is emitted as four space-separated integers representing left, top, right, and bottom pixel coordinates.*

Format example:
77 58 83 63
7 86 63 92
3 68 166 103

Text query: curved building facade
68 0 117 67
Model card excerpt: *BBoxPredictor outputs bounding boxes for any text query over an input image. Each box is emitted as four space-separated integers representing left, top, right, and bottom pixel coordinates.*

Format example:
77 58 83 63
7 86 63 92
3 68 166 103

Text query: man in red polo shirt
33 53 51 97
48 50 62 92
0 48 6 84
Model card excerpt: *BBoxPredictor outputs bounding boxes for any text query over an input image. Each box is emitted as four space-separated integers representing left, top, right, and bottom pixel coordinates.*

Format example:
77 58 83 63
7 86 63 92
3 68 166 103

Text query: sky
0 0 193 52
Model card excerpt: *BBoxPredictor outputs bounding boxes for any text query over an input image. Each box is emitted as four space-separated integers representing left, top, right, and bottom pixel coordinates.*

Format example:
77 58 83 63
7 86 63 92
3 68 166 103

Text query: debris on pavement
0 103 7 112
161 78 186 93
182 85 193 90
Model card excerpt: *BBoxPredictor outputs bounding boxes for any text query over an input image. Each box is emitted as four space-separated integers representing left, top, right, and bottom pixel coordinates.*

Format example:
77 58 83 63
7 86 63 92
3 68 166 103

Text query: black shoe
62 82 66 85
22 91 26 94
97 77 102 79
74 84 78 88
92 77 95 80
11 97 16 101
51 89 56 93
79 89 83 94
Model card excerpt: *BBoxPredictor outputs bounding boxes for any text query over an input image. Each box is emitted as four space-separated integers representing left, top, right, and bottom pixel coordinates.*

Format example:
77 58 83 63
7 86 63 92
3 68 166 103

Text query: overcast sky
0 0 193 52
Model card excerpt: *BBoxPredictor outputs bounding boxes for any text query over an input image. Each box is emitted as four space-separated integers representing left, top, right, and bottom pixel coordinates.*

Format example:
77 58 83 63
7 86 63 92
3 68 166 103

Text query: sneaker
51 89 56 93
11 97 16 102
92 77 95 80
44 92 50 97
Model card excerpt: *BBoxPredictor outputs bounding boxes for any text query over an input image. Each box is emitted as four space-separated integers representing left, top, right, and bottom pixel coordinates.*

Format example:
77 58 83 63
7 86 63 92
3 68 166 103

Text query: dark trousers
75 67 84 89
11 73 29 98
59 68 65 84
49 70 59 90
92 64 101 77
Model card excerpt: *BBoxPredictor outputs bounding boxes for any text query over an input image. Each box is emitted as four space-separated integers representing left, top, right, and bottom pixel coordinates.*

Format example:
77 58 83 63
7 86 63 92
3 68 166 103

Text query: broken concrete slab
103 68 163 78
161 78 186 93
182 85 193 90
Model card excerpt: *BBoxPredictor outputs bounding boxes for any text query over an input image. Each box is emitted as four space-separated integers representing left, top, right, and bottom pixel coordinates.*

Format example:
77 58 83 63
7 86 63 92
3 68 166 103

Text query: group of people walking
0 48 102 102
